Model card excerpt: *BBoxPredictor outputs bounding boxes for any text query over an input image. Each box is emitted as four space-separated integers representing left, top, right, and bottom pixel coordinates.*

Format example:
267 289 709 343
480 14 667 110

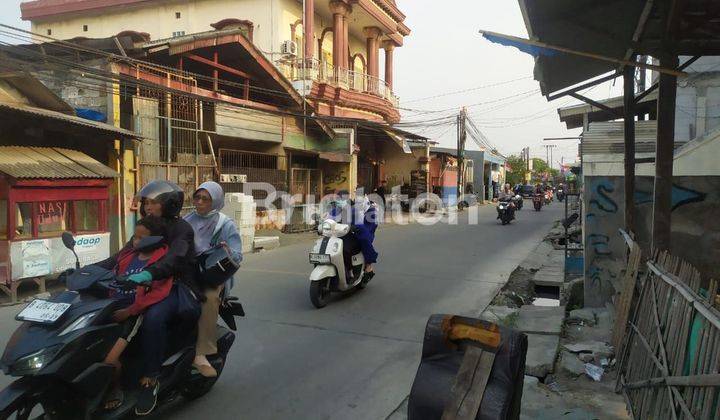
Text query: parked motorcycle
309 219 372 308
0 233 244 419
497 200 516 225
533 193 544 211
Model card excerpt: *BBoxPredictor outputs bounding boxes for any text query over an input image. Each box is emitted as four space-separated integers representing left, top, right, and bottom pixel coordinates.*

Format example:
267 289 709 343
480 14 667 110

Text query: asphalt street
0 201 563 420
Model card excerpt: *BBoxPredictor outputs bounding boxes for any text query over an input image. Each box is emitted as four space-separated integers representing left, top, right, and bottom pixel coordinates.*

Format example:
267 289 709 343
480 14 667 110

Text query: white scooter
308 219 371 308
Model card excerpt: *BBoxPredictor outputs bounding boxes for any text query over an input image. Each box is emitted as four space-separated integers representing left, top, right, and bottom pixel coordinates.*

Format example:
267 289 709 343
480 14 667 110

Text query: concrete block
524 333 560 378
532 270 564 287
568 308 597 326
563 341 614 357
516 305 565 335
253 236 280 251
480 305 519 324
560 351 586 377
519 241 554 271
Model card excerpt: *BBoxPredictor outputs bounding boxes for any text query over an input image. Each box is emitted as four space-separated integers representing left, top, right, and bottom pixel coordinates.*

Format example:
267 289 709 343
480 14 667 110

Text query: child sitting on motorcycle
95 216 173 411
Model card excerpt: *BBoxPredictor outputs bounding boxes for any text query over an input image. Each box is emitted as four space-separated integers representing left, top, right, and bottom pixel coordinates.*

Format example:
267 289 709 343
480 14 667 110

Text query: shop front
0 147 118 301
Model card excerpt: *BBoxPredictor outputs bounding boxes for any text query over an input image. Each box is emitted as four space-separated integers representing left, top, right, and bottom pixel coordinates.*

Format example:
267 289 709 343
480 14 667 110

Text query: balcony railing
276 58 399 108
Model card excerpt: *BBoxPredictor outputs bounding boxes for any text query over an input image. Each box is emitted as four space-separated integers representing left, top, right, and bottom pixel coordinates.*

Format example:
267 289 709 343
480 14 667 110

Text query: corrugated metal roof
581 121 685 155
0 147 118 179
0 102 143 139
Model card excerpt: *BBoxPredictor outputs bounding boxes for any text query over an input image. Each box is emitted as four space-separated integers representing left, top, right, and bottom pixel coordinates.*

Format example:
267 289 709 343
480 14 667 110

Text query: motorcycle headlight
59 310 99 337
12 345 62 376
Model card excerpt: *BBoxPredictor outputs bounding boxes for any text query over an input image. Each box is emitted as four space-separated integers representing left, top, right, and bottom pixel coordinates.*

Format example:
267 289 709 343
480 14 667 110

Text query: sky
0 0 625 168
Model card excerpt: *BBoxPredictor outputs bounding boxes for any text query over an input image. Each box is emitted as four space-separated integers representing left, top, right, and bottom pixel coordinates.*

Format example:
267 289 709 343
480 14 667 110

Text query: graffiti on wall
634 183 707 210
323 165 349 195
584 177 624 307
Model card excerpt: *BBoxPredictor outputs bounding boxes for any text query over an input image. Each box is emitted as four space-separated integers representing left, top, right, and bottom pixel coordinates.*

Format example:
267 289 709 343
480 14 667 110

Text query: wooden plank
441 346 482 420
456 351 496 420
613 242 642 352
183 52 254 80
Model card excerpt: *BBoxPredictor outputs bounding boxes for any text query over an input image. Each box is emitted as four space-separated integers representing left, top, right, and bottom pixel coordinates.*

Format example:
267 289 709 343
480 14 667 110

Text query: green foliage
505 155 528 185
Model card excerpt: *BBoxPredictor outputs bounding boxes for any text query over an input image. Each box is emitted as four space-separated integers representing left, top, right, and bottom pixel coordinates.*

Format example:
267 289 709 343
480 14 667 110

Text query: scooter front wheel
310 279 330 308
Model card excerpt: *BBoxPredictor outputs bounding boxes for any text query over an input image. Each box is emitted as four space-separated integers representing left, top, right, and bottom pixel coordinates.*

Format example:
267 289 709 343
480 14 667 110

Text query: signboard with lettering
9 233 111 281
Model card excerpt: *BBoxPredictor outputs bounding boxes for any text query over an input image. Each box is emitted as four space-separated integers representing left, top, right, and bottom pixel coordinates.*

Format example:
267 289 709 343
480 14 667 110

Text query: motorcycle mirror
61 232 76 250
61 232 81 269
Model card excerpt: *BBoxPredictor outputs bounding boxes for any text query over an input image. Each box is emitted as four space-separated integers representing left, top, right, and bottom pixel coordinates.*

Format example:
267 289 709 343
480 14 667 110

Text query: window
73 201 100 232
172 31 186 38
47 29 52 36
15 203 33 239
0 200 6 240
36 200 70 238
175 12 181 19
83 25 88 32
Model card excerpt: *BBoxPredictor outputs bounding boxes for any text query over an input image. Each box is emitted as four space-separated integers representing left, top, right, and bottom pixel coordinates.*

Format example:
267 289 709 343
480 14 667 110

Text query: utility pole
457 107 467 200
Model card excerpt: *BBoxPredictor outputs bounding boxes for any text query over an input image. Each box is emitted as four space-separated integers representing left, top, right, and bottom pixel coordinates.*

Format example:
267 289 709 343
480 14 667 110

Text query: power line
401 75 532 104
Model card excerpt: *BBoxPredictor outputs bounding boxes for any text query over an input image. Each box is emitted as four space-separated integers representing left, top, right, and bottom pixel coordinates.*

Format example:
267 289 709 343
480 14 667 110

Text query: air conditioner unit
281 40 297 56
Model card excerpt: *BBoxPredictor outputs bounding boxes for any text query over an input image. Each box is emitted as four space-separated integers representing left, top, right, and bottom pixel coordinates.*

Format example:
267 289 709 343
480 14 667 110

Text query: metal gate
218 149 287 208
291 168 322 203
134 92 215 208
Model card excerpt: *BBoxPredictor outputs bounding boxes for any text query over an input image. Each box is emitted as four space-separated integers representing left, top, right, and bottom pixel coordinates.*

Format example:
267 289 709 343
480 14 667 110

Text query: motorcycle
496 200 515 225
0 233 244 419
512 194 523 211
533 193 544 211
309 219 372 308
544 190 553 205
556 189 565 202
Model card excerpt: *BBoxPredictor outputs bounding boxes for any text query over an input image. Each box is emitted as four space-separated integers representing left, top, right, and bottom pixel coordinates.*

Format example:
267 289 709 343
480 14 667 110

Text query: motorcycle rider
329 188 379 280
125 180 199 416
498 183 515 202
184 181 242 378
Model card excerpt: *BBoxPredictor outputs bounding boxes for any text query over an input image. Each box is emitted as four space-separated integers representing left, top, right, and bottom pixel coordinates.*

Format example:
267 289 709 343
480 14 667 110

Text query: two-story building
20 0 423 231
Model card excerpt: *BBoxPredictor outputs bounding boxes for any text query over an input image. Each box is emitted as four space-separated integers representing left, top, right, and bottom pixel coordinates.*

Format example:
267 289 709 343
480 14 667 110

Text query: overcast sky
0 0 625 167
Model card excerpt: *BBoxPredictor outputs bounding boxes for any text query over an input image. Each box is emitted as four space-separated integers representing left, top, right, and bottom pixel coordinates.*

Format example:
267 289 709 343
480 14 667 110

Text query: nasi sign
38 201 68 227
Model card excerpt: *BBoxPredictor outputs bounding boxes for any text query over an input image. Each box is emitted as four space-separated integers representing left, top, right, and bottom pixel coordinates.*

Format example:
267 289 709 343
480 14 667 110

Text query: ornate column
303 0 314 61
363 26 382 78
330 1 350 70
383 41 395 90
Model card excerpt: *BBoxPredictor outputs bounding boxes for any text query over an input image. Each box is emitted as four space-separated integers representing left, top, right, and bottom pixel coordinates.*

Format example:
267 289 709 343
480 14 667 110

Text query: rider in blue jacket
329 189 379 276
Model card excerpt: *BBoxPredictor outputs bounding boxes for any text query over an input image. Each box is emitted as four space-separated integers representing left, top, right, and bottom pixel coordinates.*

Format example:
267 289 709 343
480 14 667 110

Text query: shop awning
0 147 119 179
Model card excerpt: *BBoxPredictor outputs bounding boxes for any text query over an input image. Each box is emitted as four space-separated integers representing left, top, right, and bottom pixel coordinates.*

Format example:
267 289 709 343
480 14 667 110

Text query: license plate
16 299 71 324
309 253 331 264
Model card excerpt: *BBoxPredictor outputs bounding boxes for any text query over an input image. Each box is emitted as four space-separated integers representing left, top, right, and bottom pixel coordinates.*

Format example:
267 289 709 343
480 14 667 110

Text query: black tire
182 357 225 401
310 279 330 308
0 396 46 420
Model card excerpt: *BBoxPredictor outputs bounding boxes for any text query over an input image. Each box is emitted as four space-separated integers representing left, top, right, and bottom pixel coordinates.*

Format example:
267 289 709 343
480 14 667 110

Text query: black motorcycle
532 193 543 211
556 189 565 202
0 233 243 419
497 200 516 225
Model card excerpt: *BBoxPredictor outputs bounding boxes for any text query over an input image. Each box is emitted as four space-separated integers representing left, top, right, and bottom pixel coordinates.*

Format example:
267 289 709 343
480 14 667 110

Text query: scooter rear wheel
310 279 330 308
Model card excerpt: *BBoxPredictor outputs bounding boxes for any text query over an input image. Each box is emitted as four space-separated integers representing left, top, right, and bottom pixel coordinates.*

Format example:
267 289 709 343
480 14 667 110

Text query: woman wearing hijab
184 181 242 377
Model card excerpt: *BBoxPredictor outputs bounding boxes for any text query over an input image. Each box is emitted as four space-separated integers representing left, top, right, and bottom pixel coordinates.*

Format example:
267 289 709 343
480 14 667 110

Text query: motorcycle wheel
1 396 46 420
310 279 330 308
182 357 225 401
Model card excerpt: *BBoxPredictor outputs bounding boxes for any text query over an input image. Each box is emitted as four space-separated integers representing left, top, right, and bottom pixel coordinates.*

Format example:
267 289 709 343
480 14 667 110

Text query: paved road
0 202 562 419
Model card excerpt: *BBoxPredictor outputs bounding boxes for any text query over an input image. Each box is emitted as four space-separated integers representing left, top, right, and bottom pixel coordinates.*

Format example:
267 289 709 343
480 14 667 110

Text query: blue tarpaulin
482 33 559 58
75 108 107 122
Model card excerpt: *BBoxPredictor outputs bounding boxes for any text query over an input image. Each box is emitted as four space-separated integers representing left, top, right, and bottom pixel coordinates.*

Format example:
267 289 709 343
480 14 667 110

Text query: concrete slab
516 306 565 335
532 272 564 287
568 308 597 326
519 241 554 271
480 305 519 324
524 333 560 378
253 236 280 251
560 351 586 377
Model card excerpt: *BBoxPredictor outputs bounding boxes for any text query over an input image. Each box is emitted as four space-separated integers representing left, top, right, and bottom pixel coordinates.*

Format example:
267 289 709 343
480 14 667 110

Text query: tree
531 158 559 182
505 155 528 186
